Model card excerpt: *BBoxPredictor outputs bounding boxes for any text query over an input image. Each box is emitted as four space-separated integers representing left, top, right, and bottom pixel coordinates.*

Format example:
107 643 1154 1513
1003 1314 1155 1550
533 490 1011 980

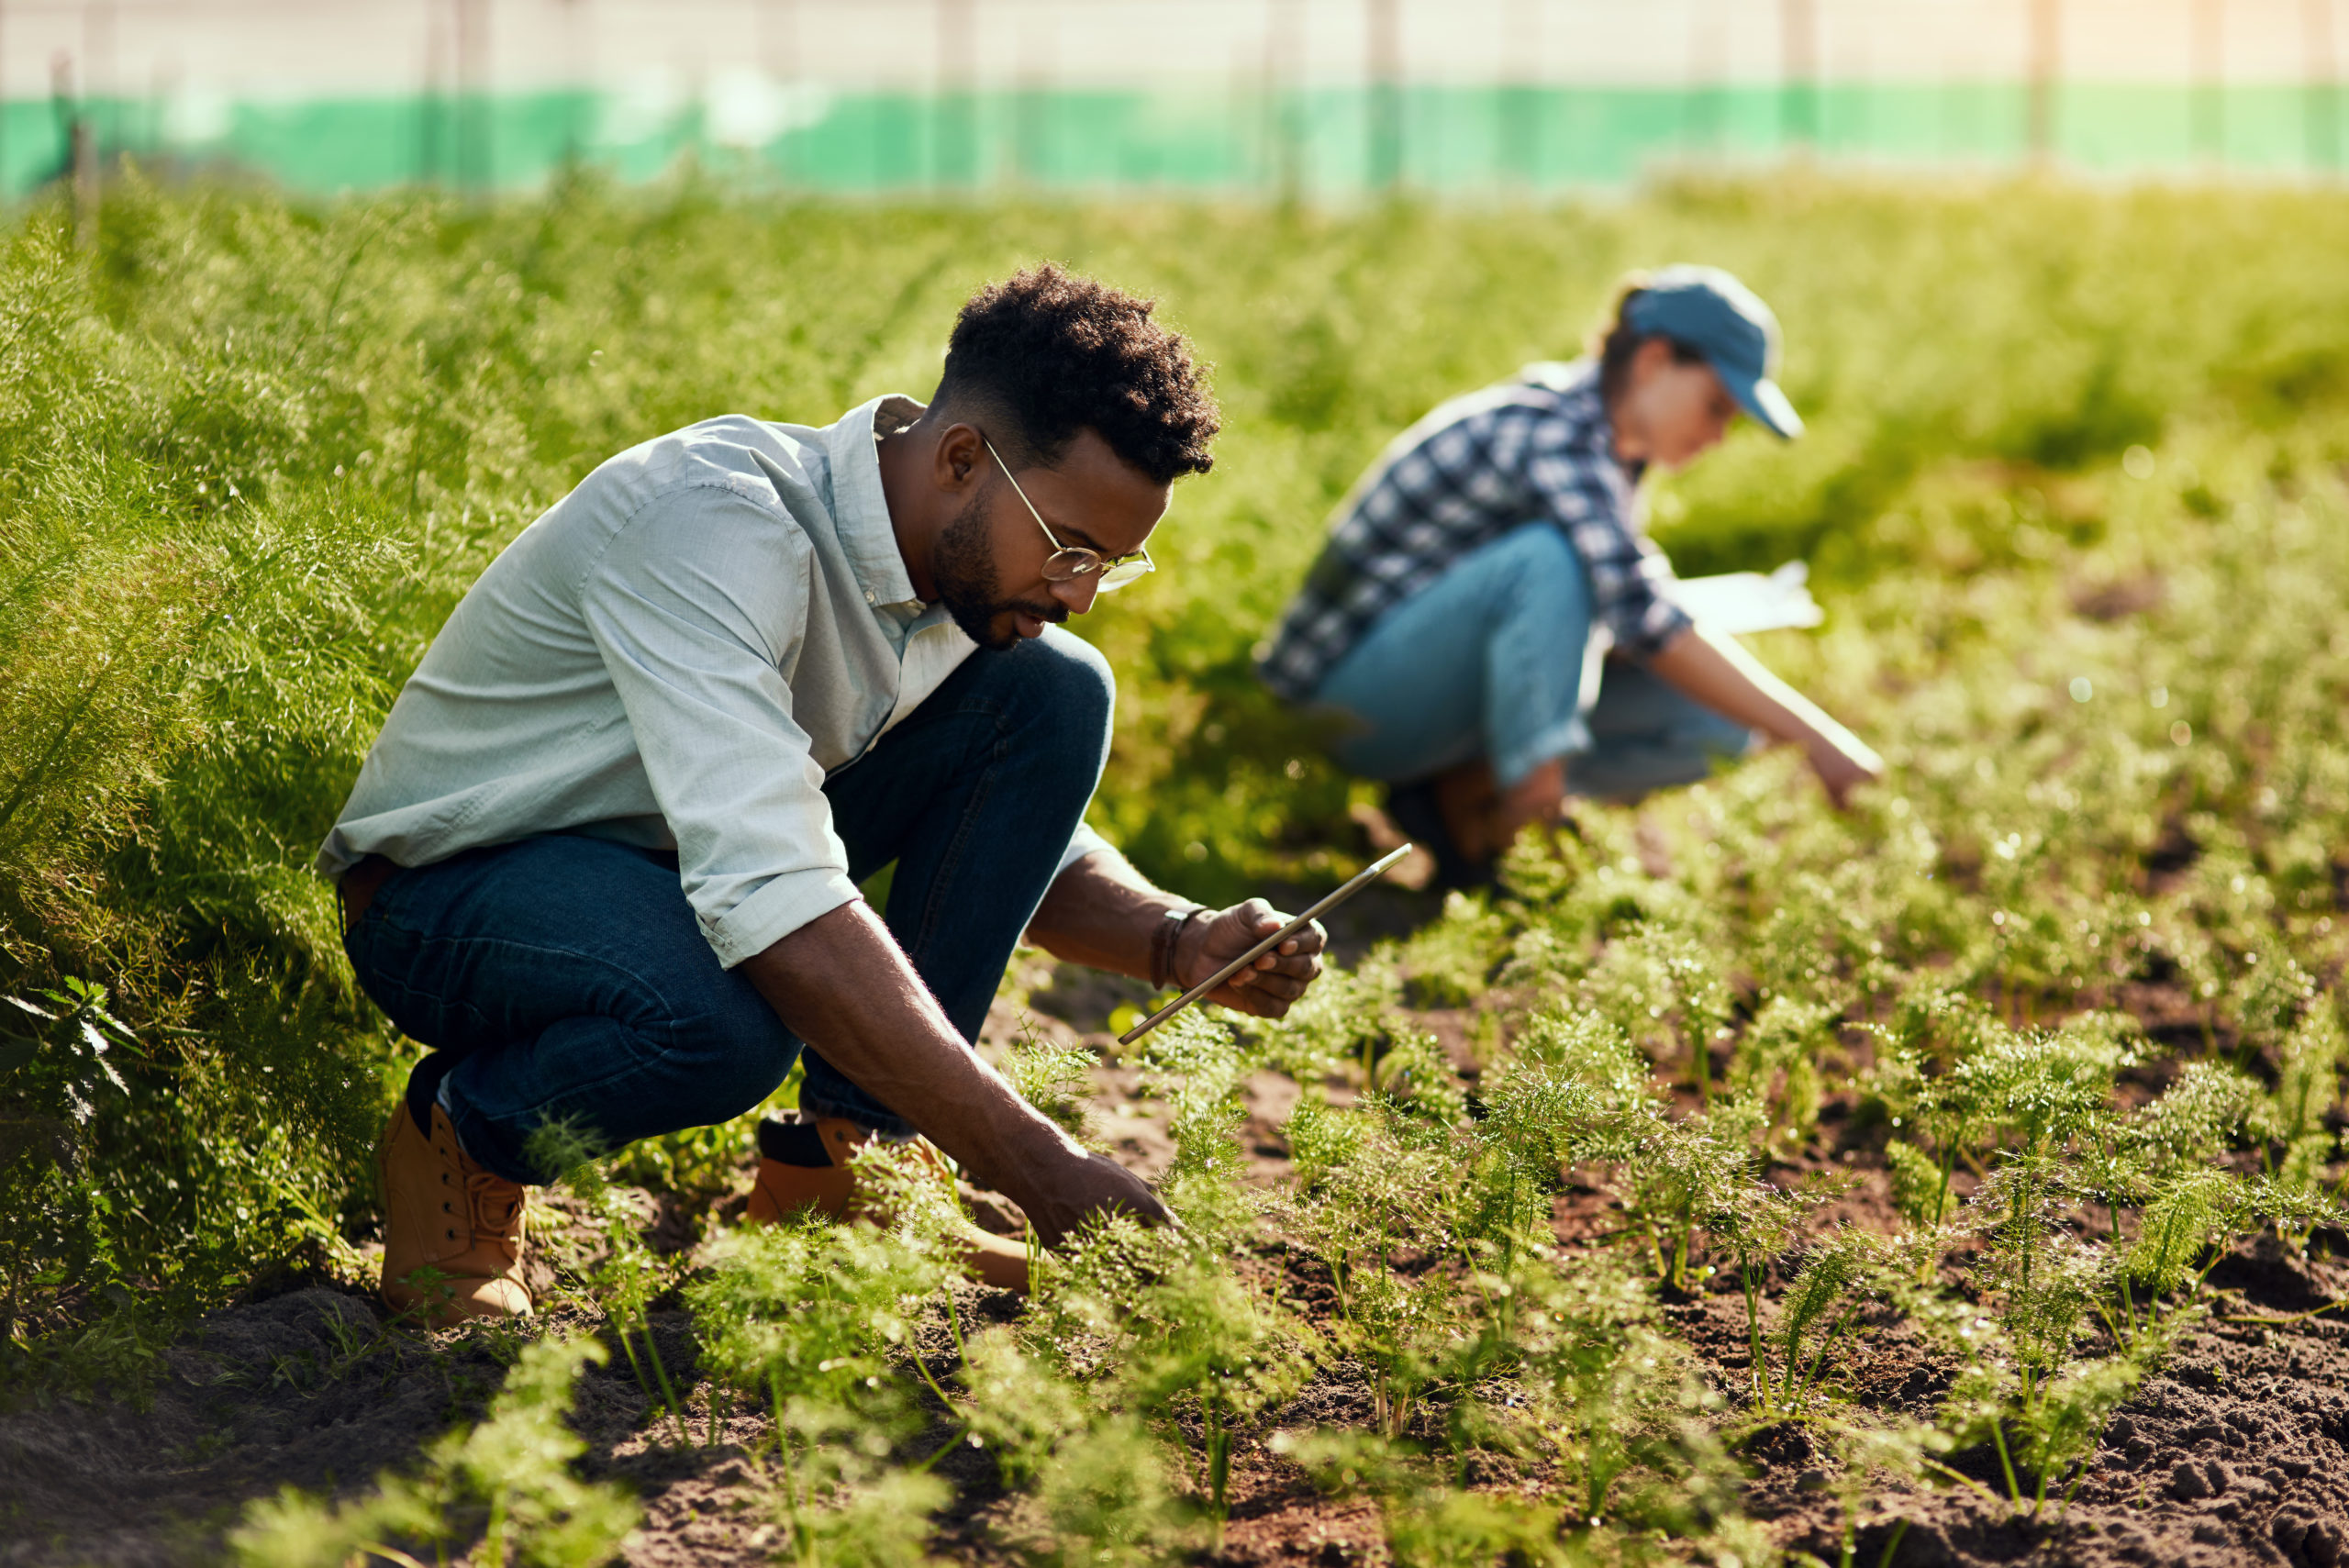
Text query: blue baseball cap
1621 265 1803 440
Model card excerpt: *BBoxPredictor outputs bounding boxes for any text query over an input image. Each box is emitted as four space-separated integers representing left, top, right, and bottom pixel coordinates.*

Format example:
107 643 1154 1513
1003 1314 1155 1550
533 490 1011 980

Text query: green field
3 172 2349 1566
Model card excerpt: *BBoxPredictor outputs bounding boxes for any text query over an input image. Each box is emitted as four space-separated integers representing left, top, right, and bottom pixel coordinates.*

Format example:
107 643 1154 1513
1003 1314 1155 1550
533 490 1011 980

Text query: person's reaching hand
1807 732 1885 810
1009 1145 1174 1248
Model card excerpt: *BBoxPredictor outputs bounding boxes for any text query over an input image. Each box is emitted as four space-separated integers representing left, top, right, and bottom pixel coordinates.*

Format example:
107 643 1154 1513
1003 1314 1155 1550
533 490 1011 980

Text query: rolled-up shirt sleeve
578 484 861 966
1056 820 1113 880
1610 539 1696 657
1525 436 1694 662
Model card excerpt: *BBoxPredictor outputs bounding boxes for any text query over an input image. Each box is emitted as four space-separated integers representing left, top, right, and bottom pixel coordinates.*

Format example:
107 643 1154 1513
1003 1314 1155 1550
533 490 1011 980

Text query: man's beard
932 486 1063 652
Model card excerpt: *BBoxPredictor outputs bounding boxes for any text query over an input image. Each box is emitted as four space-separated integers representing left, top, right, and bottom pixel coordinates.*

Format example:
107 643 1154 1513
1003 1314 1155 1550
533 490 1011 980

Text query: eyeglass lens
1042 549 1152 591
985 435 1154 594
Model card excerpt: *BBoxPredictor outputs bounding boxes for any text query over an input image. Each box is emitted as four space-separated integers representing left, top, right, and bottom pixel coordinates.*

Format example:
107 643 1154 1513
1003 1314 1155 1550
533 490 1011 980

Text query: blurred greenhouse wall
6 0 2344 197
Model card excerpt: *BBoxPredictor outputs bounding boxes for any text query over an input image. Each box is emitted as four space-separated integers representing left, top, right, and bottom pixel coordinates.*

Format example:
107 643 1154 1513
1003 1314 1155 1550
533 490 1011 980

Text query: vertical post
1265 0 1305 199
558 0 584 166
455 0 489 193
1781 0 1818 150
758 0 798 185
2027 0 2059 161
1016 5 1054 188
1501 0 1540 187
936 0 977 190
1687 0 1726 161
0 0 11 206
52 51 96 249
85 0 112 171
2309 0 2341 175
72 116 95 244
422 0 448 185
2192 0 2223 162
1366 0 1401 189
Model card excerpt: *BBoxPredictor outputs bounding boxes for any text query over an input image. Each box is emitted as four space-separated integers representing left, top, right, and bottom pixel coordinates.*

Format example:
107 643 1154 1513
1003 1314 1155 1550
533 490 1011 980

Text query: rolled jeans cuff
1491 712 1593 792
796 1079 916 1142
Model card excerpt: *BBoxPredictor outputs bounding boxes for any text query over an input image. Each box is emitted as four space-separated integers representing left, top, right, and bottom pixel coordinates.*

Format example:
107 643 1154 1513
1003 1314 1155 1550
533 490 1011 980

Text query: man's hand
743 902 1169 1250
1026 847 1331 1020
1174 898 1327 1018
1000 1142 1173 1248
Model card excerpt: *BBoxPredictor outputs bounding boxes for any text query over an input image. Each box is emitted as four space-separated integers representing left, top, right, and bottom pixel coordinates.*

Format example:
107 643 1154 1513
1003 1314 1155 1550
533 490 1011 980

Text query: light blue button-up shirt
318 395 1107 967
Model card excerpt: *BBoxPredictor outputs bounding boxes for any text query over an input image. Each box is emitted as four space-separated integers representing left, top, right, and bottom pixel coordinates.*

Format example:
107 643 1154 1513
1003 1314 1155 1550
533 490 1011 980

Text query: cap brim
1725 373 1803 439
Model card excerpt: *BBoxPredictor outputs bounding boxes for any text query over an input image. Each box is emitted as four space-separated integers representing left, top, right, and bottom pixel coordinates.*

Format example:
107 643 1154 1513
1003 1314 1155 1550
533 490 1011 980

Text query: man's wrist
1172 904 1219 989
959 1094 1084 1195
1151 903 1208 989
1806 725 1867 764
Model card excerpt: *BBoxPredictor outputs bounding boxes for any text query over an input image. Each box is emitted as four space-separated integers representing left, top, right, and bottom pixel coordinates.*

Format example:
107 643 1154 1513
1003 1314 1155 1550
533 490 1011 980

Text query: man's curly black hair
933 263 1219 484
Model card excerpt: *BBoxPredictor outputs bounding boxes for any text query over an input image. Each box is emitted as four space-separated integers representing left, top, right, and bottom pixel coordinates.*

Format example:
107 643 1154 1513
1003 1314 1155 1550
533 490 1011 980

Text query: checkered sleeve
1254 418 1478 700
1523 424 1692 661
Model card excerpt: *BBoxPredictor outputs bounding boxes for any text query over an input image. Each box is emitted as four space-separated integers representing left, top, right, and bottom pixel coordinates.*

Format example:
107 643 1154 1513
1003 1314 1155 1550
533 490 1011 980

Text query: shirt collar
823 394 929 609
1529 358 1644 485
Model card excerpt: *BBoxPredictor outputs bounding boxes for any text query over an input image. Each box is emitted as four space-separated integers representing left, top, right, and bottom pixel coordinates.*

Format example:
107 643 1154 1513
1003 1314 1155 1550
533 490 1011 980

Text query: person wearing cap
1256 265 1882 886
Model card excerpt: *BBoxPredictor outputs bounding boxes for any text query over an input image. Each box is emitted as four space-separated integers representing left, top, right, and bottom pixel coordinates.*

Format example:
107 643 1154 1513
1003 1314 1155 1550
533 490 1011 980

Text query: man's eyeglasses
982 438 1156 593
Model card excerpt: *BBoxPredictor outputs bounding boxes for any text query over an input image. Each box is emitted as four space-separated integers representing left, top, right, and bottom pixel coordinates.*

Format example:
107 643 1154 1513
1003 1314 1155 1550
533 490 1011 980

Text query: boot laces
465 1169 525 1259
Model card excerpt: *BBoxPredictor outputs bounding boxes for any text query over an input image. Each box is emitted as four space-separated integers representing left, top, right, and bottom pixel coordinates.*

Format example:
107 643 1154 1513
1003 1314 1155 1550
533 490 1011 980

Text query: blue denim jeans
343 628 1114 1184
1307 524 1754 800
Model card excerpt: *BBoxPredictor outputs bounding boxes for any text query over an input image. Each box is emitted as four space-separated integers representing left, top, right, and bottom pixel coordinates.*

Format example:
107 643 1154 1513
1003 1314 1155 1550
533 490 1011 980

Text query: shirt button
864 591 875 603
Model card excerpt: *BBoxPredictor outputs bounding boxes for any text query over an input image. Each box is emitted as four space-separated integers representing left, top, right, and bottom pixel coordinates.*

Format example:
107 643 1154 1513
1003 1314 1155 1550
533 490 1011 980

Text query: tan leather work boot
377 1103 532 1326
747 1116 1033 1294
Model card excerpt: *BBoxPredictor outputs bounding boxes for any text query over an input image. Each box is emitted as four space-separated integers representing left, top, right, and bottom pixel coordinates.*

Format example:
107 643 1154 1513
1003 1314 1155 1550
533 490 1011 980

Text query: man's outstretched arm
1023 845 1327 1016
736 901 1168 1246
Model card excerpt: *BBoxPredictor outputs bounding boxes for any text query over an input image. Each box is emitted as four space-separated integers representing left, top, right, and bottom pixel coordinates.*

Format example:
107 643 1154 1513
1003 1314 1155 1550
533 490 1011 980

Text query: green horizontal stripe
8 82 2343 198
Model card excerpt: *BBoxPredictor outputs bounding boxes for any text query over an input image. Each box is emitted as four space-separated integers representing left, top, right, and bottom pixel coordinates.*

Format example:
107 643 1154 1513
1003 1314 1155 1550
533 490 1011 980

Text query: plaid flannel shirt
1255 359 1692 703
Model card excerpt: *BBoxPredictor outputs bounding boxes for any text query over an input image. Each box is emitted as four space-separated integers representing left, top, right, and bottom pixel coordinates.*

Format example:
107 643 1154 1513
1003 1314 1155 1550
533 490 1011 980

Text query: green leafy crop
3 172 2347 1565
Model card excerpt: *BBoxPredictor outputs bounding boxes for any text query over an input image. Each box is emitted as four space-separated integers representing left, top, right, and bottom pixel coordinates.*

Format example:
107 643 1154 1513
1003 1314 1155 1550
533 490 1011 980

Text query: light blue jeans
1308 524 1754 799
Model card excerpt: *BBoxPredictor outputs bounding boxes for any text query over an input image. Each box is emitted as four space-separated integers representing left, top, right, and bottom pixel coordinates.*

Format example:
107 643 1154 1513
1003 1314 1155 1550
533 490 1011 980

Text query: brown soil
4 992 2345 1568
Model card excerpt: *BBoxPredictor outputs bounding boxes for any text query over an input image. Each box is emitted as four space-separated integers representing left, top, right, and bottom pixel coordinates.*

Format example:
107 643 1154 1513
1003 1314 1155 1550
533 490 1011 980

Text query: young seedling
1700 1175 1815 1411
1282 1105 1462 1439
1581 920 1732 1106
524 1118 696 1442
687 1207 960 1568
1040 1215 1309 1535
2255 995 2345 1210
230 1335 638 1568
1004 1023 1105 1148
1624 1107 1768 1295
1772 1229 1878 1411
1729 995 1842 1158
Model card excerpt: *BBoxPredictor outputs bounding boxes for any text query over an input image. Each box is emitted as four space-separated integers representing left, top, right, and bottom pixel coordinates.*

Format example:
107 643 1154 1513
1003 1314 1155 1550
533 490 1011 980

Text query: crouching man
319 266 1326 1324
